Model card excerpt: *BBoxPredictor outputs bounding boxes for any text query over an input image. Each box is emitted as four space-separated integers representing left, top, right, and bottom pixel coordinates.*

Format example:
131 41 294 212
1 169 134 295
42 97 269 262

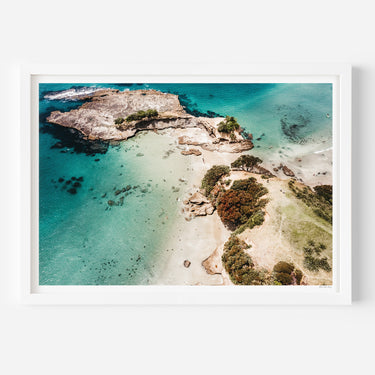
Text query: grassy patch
288 180 332 223
279 203 332 253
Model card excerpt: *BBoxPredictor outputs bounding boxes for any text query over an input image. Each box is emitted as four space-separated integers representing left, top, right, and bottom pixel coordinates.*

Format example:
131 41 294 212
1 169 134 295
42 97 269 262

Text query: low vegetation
313 185 332 205
114 117 125 125
125 109 159 122
222 238 304 285
201 165 230 196
272 261 303 285
232 210 265 236
288 180 332 223
303 240 331 272
222 236 270 285
217 116 240 134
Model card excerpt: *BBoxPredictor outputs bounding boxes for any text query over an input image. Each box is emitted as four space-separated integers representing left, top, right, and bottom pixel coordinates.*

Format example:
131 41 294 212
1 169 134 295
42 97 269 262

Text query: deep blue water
39 83 332 285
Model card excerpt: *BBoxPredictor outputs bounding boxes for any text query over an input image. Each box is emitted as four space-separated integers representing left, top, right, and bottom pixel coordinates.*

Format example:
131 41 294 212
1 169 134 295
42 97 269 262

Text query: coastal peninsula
46 88 333 286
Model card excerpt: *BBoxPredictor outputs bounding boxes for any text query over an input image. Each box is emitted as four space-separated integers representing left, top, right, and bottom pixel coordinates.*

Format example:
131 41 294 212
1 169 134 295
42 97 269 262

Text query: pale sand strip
156 138 236 285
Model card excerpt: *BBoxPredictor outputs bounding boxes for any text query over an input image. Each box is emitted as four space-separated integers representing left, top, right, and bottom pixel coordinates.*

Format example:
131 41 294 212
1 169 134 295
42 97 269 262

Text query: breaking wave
44 87 103 101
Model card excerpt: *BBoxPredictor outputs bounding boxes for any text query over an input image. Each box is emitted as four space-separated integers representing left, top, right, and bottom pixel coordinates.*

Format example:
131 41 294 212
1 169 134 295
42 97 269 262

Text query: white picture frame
20 63 352 305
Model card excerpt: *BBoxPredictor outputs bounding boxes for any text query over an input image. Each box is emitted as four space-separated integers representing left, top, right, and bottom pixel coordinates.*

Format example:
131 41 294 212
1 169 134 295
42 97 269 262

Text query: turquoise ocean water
39 83 332 285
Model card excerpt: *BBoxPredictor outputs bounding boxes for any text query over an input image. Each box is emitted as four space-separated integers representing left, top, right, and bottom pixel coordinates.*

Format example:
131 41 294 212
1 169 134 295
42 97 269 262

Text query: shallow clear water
39 83 332 285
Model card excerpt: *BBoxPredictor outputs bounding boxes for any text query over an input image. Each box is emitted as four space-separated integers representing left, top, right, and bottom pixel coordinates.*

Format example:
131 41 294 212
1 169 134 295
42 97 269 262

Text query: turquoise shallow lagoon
39 83 332 285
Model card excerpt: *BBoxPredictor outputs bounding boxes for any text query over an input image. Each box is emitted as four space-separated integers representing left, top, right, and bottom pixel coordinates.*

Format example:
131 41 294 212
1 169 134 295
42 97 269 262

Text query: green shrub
246 210 265 229
273 261 294 274
125 109 159 122
295 269 303 285
114 117 125 125
217 116 240 133
272 261 303 285
201 165 230 196
314 185 333 204
232 210 265 236
275 272 293 285
222 236 270 285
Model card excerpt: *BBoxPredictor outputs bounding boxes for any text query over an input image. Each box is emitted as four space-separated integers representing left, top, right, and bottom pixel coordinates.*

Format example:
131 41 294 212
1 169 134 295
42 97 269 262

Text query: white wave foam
314 147 333 154
44 87 102 101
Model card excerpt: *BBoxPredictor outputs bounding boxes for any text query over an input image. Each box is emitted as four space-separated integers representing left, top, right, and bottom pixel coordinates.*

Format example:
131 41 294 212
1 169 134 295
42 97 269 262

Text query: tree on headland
217 116 240 134
231 155 262 171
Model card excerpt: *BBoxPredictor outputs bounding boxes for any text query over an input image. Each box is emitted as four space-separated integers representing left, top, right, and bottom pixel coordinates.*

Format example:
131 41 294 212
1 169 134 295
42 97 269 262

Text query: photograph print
39 82 333 286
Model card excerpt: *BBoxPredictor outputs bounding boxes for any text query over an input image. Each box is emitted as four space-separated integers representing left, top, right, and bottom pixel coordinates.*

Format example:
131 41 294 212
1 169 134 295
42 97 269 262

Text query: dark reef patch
277 104 313 144
41 123 109 155
113 83 134 88
171 92 223 118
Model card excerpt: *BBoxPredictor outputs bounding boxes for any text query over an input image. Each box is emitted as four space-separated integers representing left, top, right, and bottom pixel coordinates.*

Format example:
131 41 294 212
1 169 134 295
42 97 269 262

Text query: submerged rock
51 142 64 149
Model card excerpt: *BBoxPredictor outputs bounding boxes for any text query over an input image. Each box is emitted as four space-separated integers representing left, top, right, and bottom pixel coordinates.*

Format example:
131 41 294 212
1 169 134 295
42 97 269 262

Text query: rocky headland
47 89 253 153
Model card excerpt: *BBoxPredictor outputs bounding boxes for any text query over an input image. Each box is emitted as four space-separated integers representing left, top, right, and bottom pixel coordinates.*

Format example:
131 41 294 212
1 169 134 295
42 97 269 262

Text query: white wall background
0 1 373 374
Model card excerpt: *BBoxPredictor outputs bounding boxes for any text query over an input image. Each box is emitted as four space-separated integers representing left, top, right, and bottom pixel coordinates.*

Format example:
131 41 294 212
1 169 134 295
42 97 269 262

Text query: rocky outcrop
47 89 253 152
282 165 295 177
183 260 191 268
272 164 295 177
202 245 224 275
181 148 202 156
183 191 214 218
178 135 253 154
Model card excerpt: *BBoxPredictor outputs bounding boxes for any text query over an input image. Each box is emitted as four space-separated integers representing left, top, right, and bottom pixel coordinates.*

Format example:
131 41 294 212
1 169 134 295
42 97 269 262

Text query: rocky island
47 89 254 153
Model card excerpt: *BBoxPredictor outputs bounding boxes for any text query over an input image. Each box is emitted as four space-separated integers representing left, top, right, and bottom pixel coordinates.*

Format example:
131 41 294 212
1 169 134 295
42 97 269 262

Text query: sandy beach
156 127 333 286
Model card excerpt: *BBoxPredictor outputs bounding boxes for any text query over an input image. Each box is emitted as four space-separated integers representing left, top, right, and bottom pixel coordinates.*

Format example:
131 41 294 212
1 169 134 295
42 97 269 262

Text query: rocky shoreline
47 89 254 153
